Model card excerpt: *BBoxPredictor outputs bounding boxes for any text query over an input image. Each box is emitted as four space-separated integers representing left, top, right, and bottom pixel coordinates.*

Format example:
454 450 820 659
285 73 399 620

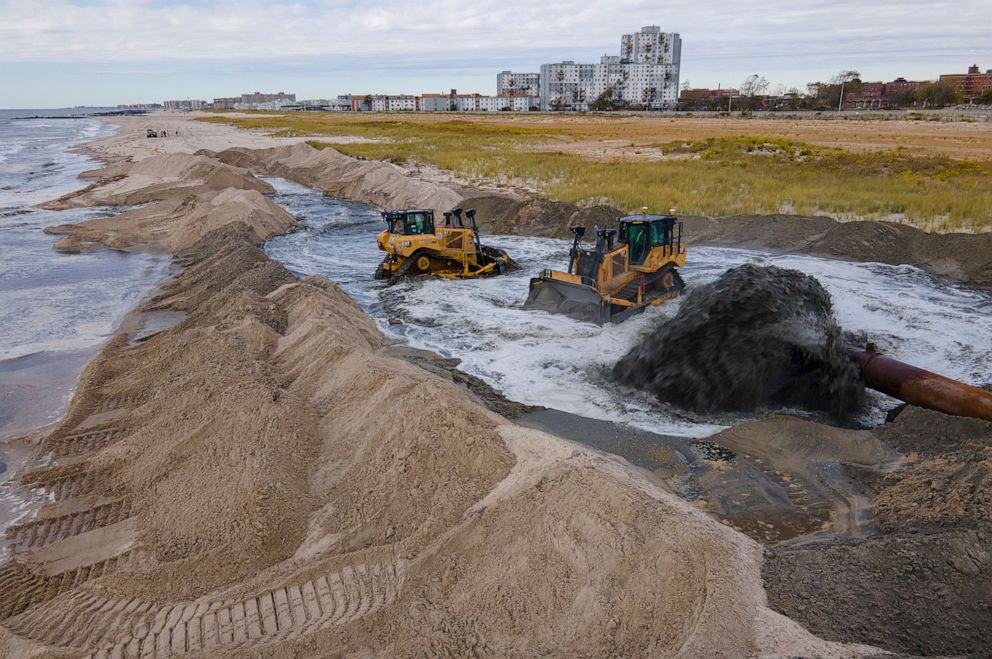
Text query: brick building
939 65 992 96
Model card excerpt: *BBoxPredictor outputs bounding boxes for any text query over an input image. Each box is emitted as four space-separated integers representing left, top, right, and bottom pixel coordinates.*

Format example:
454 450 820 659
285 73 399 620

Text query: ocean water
0 110 171 554
0 109 170 382
263 176 992 438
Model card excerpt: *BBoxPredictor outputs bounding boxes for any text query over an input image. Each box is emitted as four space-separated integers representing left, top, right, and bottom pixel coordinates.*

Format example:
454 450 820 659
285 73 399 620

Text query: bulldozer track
21 467 93 501
5 499 132 553
3 560 403 656
95 396 144 414
44 428 127 458
0 550 142 621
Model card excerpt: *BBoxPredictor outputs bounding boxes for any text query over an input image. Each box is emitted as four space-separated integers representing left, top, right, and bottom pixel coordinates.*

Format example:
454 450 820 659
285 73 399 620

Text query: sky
0 0 990 108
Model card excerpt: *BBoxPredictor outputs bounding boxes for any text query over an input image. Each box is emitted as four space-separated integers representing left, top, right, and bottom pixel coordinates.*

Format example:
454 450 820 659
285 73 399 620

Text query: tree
680 79 691 93
590 87 627 111
740 74 770 97
830 70 862 84
915 81 960 107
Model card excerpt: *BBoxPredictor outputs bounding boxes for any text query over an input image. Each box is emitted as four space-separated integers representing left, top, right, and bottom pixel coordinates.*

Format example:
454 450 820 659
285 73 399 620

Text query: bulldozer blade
524 277 609 325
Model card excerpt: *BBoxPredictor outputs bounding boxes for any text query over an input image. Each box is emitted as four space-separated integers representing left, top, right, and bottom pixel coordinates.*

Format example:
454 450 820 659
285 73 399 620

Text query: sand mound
45 187 294 251
614 263 865 419
212 143 463 216
43 152 273 209
42 153 295 252
764 407 992 655
682 213 992 290
1 218 872 656
213 143 623 236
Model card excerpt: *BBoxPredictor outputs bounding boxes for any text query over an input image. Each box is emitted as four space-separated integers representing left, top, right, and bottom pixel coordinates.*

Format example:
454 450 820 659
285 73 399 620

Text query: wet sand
0 350 93 440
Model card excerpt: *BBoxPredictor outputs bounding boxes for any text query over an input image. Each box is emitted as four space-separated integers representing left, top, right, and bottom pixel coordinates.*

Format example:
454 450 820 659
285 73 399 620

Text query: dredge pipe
850 343 992 423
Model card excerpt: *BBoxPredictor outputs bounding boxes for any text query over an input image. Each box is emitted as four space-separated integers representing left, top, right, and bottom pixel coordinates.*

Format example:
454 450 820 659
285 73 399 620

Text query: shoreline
1 118 175 443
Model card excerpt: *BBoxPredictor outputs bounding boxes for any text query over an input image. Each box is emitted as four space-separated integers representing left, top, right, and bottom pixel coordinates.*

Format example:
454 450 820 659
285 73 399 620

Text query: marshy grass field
199 112 992 232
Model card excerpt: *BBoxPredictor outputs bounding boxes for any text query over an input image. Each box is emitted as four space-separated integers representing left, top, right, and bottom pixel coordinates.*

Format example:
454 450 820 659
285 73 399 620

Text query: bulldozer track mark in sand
3 560 402 657
5 499 132 553
670 553 710 657
43 428 128 458
0 550 141 621
20 467 94 502
95 396 144 414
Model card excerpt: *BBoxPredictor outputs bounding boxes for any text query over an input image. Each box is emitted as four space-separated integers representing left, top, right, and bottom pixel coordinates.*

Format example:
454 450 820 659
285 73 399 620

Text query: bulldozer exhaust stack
851 343 992 423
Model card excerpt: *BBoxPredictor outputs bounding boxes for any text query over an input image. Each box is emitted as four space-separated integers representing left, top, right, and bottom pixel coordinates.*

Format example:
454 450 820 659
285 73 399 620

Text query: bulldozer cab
619 215 679 265
383 210 435 236
568 226 617 283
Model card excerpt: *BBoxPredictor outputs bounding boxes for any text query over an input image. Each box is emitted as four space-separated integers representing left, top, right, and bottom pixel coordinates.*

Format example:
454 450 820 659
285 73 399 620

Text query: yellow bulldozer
374 207 514 281
524 210 687 324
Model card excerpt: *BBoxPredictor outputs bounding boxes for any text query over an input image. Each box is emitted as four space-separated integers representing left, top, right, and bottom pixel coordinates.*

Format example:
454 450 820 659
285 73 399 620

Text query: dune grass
198 113 992 232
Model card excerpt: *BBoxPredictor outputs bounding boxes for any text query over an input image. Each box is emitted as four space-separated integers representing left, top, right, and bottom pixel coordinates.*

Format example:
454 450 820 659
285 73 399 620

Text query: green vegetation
199 114 992 231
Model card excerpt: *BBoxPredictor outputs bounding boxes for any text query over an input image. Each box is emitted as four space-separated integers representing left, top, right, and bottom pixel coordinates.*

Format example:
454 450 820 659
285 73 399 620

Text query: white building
539 61 597 111
233 97 296 111
497 71 541 96
536 26 681 111
163 99 207 110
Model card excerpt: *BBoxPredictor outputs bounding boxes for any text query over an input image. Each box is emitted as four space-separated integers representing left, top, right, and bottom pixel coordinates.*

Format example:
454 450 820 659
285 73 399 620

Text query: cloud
0 0 989 106
1 0 986 65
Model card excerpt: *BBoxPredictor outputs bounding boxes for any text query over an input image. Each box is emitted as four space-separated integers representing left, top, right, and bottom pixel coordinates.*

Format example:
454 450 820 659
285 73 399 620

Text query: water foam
263 178 992 438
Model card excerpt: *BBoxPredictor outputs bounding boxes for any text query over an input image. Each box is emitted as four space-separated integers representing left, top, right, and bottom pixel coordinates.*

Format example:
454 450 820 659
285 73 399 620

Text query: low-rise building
212 97 239 110
939 64 992 96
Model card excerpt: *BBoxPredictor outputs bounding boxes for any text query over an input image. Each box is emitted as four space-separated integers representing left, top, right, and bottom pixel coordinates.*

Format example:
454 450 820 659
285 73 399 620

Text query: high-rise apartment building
497 71 541 96
529 26 681 111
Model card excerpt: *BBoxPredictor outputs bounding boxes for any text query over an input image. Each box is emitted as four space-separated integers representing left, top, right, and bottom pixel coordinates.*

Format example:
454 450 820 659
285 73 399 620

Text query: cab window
405 212 425 234
627 224 650 265
403 212 433 235
651 221 670 246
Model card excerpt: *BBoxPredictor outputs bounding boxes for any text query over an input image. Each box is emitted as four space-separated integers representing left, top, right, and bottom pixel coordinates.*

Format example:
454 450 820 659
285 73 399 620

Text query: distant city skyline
1 0 989 108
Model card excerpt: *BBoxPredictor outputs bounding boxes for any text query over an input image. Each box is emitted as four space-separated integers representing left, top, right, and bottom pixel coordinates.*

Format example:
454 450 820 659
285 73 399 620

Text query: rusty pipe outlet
850 343 992 423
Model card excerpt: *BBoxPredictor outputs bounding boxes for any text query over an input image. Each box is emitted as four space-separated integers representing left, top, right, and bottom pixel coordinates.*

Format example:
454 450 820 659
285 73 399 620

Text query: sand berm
0 131 881 655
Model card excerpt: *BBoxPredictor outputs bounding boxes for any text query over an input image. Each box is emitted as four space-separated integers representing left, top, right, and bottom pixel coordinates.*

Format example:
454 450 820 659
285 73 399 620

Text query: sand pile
212 143 463 216
42 152 295 252
681 213 992 290
211 144 621 233
614 263 865 419
764 406 992 655
43 152 273 209
47 187 295 252
0 162 875 656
